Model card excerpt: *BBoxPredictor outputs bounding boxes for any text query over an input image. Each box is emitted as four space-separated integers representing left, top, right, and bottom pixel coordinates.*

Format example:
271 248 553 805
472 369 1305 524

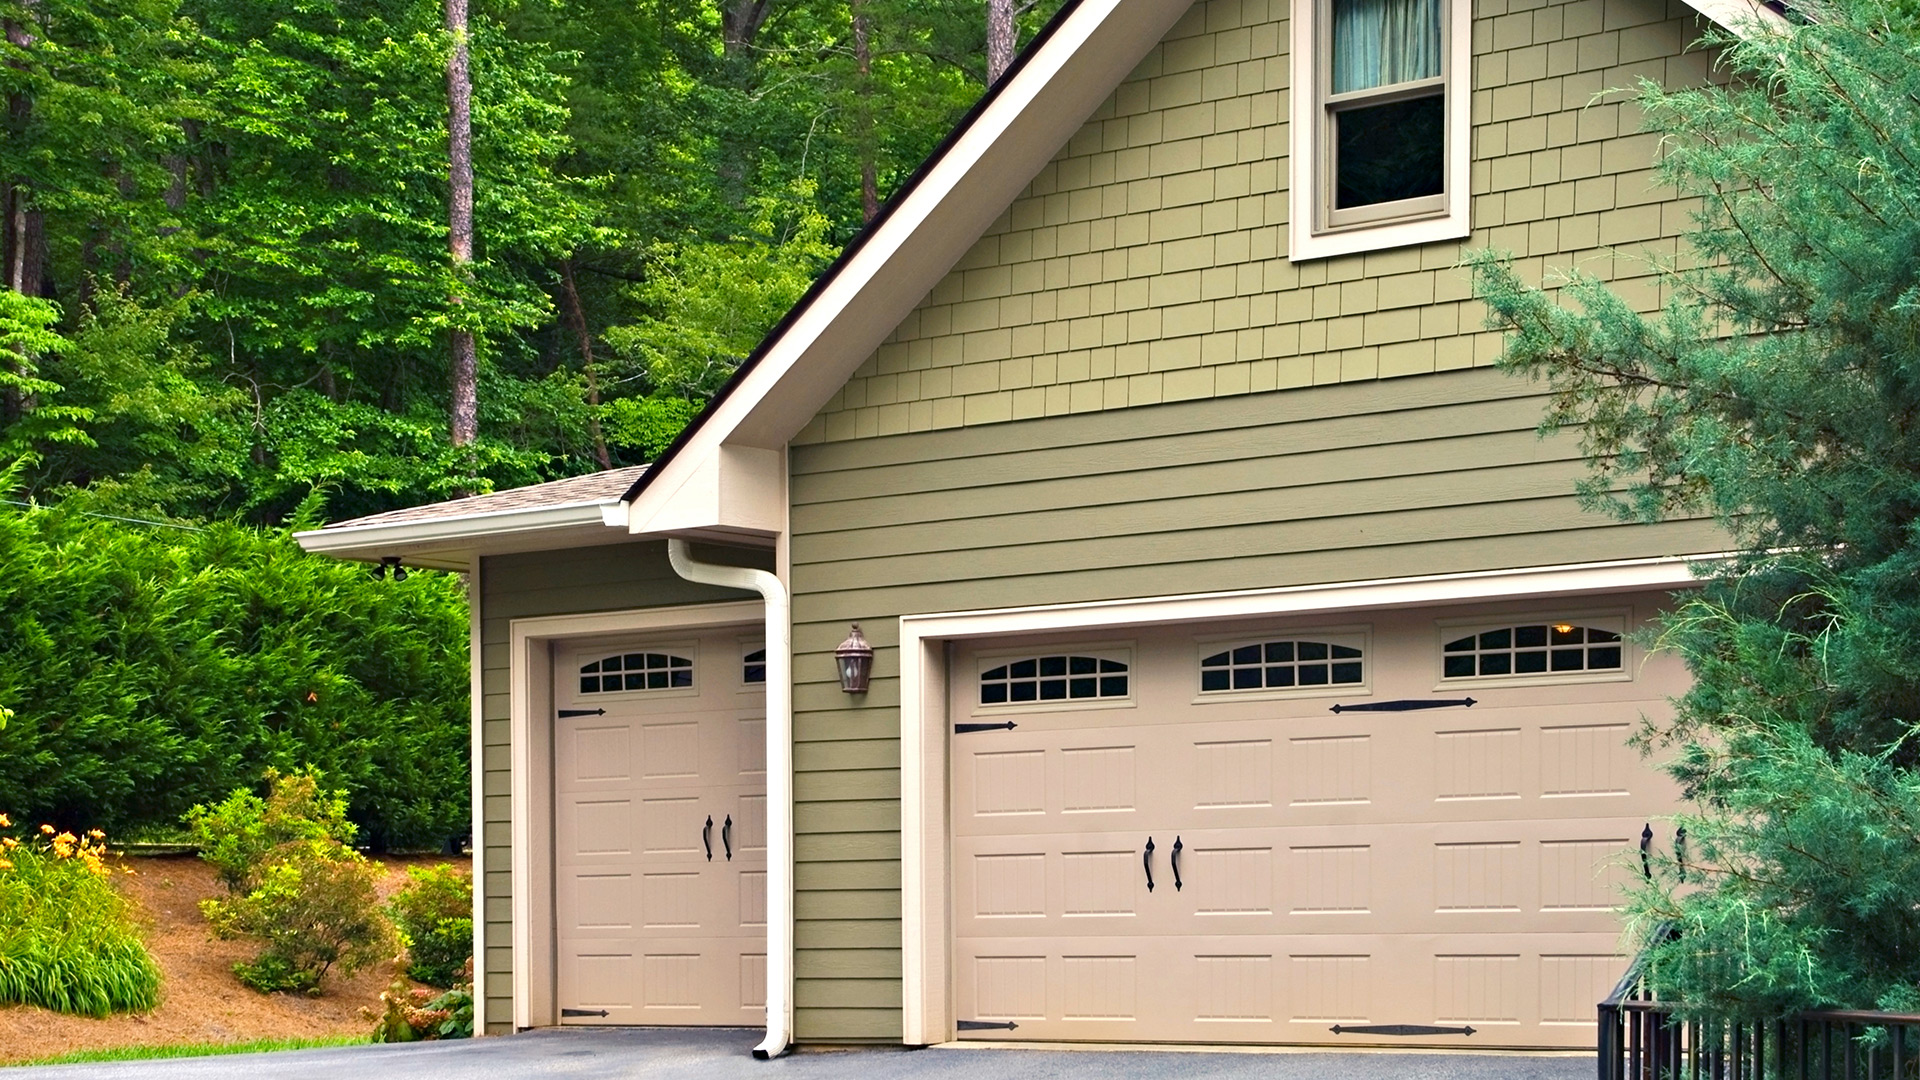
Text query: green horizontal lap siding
785 365 1725 1042
477 540 763 1034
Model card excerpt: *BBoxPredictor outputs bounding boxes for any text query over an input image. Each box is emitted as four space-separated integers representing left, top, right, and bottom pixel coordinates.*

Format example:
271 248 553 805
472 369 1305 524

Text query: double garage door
952 595 1686 1049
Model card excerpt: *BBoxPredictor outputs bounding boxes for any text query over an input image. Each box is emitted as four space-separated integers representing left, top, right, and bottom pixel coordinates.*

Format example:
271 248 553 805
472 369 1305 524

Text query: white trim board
506 599 765 1030
895 553 1716 1045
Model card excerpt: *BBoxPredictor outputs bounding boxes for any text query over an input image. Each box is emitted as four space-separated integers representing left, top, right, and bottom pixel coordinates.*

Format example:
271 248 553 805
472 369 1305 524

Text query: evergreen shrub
0 815 160 1016
0 491 468 849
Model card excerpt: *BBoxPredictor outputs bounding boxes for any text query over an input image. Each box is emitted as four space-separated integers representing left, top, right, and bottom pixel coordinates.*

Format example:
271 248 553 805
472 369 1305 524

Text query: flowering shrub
367 960 474 1042
0 813 160 1016
388 864 471 988
185 768 356 893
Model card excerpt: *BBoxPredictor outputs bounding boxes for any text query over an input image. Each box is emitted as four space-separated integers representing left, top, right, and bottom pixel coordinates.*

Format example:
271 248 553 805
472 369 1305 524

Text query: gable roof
300 0 1781 566
606 0 1783 536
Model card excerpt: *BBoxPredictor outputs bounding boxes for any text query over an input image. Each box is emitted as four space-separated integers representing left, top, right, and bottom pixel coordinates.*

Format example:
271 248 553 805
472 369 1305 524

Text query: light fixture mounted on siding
371 555 407 582
836 624 874 694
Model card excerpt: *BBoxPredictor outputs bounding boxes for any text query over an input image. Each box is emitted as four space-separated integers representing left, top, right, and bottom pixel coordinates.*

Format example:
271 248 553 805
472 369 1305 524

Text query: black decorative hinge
562 1008 610 1018
955 721 1017 734
956 1019 1019 1031
1329 698 1476 714
558 708 606 718
1331 1023 1475 1037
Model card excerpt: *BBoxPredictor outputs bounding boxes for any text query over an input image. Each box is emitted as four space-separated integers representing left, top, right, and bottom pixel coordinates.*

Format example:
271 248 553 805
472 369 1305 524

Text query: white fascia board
626 0 1197 539
293 500 615 561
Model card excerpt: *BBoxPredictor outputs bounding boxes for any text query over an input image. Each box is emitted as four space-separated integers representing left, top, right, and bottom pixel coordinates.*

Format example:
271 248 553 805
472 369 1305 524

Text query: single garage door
951 594 1686 1049
554 626 767 1024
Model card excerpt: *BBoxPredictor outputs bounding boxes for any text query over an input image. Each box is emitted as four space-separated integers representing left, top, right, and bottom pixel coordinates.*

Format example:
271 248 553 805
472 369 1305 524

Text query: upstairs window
980 655 1129 705
580 652 692 694
1443 623 1624 679
1201 640 1365 692
1290 0 1469 259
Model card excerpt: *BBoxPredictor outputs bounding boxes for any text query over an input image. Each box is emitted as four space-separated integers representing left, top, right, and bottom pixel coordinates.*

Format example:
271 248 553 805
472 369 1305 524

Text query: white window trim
1287 0 1473 261
896 553 1717 1046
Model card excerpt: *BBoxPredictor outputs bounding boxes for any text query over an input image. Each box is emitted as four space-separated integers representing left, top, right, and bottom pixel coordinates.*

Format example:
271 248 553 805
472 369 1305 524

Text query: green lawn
6 1034 370 1067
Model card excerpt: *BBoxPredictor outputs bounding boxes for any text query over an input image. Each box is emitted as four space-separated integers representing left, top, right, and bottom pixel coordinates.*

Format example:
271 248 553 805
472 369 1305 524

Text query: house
296 0 1774 1054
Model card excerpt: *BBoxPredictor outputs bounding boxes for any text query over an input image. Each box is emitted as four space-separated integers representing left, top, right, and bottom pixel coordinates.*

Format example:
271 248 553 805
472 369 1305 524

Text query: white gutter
665 539 793 1059
294 500 615 556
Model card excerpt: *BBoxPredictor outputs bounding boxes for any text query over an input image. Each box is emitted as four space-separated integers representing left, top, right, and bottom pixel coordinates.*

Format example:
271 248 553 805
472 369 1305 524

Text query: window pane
1478 628 1510 651
1589 646 1623 669
1010 659 1037 678
1040 679 1068 700
1551 649 1585 671
1515 650 1548 674
580 677 597 694
1335 93 1444 209
1233 644 1263 665
1332 0 1442 92
1299 641 1329 661
1100 676 1128 697
1443 655 1475 678
1040 656 1067 677
1299 664 1330 685
1201 669 1231 692
1266 667 1296 688
1515 625 1548 648
1479 653 1511 676
981 683 1007 705
1011 681 1037 702
1202 651 1230 668
1070 656 1098 674
1444 635 1474 652
1234 667 1263 690
1070 677 1098 697
1332 662 1363 683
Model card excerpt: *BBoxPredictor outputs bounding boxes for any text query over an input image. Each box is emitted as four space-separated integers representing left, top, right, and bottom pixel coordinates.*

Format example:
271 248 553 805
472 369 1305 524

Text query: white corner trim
896 553 1719 1045
468 558 487 1036
507 599 766 1031
1286 0 1472 262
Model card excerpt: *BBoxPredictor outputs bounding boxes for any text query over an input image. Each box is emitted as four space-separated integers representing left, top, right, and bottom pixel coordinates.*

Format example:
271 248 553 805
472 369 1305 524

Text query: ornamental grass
0 814 160 1016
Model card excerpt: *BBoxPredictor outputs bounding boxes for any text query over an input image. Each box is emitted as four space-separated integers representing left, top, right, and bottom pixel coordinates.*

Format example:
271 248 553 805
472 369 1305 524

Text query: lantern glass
835 623 874 693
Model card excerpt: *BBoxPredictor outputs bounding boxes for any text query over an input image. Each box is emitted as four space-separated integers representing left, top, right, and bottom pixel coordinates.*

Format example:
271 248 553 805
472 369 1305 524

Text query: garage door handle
723 814 733 861
1171 836 1183 891
704 815 714 861
1143 836 1156 892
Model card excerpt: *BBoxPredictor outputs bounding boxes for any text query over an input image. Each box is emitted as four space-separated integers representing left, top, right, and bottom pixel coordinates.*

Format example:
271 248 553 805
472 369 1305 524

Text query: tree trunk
5 15 45 300
987 0 1015 85
559 258 611 470
445 0 478 448
722 0 772 56
854 1 879 223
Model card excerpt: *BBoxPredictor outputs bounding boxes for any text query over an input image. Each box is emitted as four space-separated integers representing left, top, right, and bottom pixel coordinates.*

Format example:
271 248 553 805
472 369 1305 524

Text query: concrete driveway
10 1028 1591 1080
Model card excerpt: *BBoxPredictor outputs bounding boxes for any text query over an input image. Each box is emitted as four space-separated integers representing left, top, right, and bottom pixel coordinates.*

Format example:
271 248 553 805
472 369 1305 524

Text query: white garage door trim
508 600 764 1029
897 553 1718 1047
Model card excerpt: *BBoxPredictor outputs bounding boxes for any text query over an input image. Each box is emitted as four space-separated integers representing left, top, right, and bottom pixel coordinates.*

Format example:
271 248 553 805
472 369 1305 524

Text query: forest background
0 0 1061 846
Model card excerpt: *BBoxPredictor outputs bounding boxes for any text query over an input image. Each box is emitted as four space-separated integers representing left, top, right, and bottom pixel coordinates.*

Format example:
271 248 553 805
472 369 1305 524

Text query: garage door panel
951 597 1684 1049
554 625 767 1025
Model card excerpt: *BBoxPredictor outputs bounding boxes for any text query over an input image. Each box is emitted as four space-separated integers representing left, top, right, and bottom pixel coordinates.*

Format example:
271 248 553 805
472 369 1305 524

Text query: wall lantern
836 624 874 694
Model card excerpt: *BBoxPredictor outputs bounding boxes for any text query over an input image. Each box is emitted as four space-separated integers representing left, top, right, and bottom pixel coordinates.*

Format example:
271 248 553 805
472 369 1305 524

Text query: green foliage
388 863 471 988
0 820 161 1017
369 969 473 1041
185 768 356 893
1469 0 1920 1019
0 497 470 850
200 836 393 994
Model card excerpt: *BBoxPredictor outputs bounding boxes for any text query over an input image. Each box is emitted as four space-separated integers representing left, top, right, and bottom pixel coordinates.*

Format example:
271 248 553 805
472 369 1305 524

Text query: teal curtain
1331 0 1442 94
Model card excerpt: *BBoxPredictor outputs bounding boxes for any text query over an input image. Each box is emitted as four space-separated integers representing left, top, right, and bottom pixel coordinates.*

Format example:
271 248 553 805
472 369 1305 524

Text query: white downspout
666 538 792 1060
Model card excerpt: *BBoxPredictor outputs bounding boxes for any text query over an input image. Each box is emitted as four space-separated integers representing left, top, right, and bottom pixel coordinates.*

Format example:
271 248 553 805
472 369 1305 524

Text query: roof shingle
321 465 646 530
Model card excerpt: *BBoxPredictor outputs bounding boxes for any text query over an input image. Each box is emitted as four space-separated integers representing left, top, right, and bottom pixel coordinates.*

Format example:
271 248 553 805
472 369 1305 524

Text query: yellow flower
0 813 10 827
87 829 104 839
0 858 11 870
2 837 15 849
38 824 53 835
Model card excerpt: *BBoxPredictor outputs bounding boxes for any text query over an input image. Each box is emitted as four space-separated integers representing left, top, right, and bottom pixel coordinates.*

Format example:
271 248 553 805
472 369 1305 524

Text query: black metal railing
1600 933 1920 1079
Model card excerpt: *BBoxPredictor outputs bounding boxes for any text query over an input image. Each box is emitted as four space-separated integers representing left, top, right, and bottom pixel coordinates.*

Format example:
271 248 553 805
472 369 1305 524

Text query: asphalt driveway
10 1028 1591 1080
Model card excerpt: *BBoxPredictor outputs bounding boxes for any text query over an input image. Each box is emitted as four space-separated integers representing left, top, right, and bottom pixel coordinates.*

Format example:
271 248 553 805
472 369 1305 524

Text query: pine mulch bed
0 852 468 1065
